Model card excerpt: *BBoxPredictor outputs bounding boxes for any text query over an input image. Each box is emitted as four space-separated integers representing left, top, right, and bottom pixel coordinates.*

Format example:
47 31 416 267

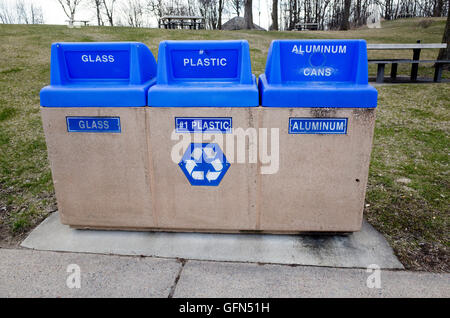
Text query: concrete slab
21 212 403 269
174 261 449 298
0 248 181 298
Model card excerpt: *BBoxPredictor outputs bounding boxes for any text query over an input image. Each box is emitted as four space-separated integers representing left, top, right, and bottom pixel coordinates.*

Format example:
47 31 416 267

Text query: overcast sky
3 0 271 29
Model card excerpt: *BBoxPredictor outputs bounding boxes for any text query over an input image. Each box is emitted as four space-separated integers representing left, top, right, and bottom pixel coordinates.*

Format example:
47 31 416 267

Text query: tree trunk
102 0 114 26
271 0 278 30
437 2 449 69
433 0 444 17
355 0 361 26
218 0 223 30
340 0 351 30
95 0 102 26
384 0 391 20
244 0 253 29
289 0 297 30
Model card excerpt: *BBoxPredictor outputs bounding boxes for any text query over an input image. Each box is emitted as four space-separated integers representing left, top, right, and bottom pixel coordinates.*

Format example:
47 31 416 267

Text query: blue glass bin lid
40 42 157 107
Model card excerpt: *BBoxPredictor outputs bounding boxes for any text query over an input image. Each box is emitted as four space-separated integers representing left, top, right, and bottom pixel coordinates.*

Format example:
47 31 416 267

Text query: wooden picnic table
367 43 447 50
66 20 90 27
159 16 205 30
294 22 320 31
367 41 448 83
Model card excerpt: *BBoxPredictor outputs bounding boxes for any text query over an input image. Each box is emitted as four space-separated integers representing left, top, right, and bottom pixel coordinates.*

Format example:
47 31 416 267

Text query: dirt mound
222 16 265 31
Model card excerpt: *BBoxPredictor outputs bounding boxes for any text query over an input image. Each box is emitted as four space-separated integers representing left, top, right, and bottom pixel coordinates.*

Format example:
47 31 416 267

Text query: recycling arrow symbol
179 143 230 186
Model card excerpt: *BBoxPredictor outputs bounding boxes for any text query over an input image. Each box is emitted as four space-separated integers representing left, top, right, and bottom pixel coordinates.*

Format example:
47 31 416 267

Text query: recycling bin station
40 39 377 234
40 42 157 229
258 39 378 232
147 40 260 232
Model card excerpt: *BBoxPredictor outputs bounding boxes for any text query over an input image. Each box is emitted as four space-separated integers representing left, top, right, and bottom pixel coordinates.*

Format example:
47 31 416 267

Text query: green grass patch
0 67 22 75
366 84 449 271
0 106 17 121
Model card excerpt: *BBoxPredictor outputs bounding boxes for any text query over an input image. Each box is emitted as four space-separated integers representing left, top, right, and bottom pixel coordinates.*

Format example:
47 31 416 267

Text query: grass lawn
0 18 448 271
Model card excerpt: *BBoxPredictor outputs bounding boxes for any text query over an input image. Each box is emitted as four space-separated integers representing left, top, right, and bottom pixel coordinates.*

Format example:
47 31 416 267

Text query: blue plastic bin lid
258 40 377 108
40 42 157 107
148 40 259 107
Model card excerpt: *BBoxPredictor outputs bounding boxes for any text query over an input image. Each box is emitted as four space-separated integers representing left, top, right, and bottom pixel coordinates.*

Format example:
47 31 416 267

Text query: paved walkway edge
21 212 404 269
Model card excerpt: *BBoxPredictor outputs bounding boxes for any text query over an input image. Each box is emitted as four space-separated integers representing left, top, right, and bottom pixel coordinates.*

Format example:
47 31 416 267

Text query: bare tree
279 0 289 30
102 0 116 26
122 0 145 27
277 0 450 31
186 0 198 15
162 0 190 15
56 0 84 22
288 0 298 30
91 0 103 25
16 0 29 24
382 0 395 20
146 0 164 20
0 0 16 24
432 0 444 16
340 0 351 30
317 0 332 29
198 0 219 29
0 0 44 24
218 0 224 29
30 3 45 24
229 0 244 16
271 0 279 30
244 0 253 28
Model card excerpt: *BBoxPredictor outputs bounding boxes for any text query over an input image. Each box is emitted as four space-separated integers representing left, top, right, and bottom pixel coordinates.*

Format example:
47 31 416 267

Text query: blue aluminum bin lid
258 40 377 108
40 42 157 107
148 40 259 107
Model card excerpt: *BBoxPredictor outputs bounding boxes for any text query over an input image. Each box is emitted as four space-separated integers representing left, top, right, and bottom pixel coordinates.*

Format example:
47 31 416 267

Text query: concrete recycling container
258 39 378 232
147 40 260 232
40 42 157 229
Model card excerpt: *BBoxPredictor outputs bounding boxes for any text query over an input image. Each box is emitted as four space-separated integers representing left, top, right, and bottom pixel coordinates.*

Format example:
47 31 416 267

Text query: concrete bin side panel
259 108 376 232
41 107 155 229
147 107 259 231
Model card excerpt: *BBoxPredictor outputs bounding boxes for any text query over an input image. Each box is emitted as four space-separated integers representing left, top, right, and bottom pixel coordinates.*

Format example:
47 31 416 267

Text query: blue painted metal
179 143 230 186
148 40 259 107
40 42 157 107
259 40 378 108
66 116 121 133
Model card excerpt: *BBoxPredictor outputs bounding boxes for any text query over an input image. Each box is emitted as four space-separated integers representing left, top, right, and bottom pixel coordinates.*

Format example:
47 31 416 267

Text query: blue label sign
289 118 347 134
171 49 239 79
175 117 232 133
64 50 130 79
66 117 121 133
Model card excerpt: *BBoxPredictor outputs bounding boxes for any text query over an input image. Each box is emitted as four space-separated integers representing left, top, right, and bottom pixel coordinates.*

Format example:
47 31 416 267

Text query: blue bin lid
148 40 259 107
40 42 157 107
259 40 377 108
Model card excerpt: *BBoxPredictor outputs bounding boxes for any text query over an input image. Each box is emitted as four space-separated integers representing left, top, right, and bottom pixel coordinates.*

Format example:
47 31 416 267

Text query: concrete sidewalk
20 212 403 269
0 248 448 298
